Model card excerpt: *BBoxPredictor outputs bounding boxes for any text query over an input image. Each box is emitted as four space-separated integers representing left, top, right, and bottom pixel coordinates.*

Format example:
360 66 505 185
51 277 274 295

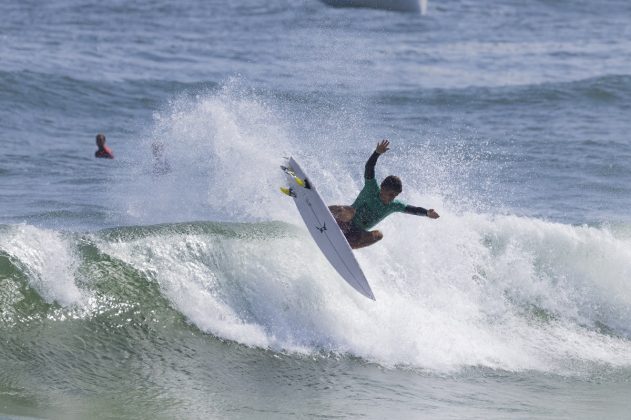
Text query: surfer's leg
349 230 383 249
328 205 355 222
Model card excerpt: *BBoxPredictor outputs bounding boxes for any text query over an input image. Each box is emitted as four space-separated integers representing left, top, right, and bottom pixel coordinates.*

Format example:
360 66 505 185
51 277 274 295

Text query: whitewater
3 88 631 376
2 0 631 418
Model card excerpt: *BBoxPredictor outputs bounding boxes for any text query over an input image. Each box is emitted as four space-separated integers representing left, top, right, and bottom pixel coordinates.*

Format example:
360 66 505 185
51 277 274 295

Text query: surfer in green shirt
329 140 440 249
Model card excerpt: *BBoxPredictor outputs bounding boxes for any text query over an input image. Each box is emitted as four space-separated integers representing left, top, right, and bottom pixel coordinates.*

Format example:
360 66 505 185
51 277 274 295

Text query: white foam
113 79 296 226
96 231 299 350
1 224 84 307
104 82 631 374
351 211 631 372
93 212 631 374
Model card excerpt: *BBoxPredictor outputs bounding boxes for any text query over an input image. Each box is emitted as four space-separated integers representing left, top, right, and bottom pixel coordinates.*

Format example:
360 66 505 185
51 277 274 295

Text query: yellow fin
293 177 306 187
280 187 296 197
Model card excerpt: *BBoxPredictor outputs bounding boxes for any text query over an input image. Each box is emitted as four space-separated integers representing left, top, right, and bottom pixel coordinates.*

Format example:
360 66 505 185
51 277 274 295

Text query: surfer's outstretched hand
376 139 390 154
427 209 440 219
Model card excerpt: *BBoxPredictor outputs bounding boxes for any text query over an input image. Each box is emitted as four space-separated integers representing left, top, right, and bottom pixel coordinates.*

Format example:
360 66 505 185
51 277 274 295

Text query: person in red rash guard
95 133 114 159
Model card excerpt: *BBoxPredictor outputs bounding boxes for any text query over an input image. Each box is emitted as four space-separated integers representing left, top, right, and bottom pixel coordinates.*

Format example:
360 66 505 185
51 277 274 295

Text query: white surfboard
282 157 375 300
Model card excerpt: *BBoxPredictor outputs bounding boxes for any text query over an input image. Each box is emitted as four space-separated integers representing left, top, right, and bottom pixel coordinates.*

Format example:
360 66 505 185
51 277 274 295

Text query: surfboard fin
281 165 307 188
280 187 296 197
280 165 294 175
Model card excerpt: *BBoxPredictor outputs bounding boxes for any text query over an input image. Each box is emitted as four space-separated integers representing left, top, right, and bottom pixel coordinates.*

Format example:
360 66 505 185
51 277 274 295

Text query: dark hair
96 133 106 143
381 175 402 193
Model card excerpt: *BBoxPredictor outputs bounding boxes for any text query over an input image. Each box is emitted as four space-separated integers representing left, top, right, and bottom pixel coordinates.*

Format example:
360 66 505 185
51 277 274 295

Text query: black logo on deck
316 223 327 233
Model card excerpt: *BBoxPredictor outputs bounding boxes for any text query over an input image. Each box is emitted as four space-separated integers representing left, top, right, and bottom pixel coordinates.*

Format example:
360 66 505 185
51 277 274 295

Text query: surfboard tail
281 165 308 188
282 156 376 301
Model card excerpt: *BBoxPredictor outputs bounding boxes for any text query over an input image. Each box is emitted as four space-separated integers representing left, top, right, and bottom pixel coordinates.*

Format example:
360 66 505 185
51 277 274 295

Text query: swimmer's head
96 133 106 148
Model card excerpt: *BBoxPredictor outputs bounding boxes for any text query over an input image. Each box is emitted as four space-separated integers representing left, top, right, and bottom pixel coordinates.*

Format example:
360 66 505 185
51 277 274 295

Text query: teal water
2 221 631 418
2 0 631 418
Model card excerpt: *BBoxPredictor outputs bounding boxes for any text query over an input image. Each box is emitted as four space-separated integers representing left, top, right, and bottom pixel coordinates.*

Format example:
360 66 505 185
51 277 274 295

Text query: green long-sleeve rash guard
350 151 428 230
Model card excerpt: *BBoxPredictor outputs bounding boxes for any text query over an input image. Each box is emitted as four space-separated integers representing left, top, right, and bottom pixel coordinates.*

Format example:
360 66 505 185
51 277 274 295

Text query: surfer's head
380 175 402 204
96 133 106 149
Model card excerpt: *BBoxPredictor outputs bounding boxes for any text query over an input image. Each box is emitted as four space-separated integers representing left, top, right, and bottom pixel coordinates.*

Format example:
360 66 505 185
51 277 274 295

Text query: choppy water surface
1 0 631 418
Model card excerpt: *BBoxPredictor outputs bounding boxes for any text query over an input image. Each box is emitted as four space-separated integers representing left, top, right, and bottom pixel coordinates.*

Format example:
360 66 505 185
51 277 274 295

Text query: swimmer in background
95 133 114 159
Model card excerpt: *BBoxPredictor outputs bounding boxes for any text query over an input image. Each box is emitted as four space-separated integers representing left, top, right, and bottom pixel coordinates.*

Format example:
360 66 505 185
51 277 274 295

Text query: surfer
329 140 439 249
95 133 114 159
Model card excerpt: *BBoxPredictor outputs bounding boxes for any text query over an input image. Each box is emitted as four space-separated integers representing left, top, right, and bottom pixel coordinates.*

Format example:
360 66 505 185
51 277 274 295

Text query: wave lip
2 216 631 375
0 224 84 307
93 216 631 373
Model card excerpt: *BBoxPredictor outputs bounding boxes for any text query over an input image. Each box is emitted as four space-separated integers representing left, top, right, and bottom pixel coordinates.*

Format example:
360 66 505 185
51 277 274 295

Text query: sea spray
0 224 84 307
71 217 631 372
112 80 297 226
87 83 631 373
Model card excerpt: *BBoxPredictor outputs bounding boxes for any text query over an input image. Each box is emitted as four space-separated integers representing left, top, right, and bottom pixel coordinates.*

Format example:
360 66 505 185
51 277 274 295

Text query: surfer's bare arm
365 139 390 179
405 205 440 219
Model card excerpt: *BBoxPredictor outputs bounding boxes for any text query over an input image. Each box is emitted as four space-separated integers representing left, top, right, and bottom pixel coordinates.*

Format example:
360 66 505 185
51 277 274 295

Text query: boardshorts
336 220 367 245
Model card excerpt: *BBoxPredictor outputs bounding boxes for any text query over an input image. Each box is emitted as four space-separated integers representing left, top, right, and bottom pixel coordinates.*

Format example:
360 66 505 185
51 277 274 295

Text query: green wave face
0 220 299 328
2 218 631 418
0 221 304 419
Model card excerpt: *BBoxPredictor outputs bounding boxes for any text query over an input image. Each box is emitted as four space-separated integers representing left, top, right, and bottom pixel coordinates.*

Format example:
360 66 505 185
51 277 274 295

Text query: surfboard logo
316 222 327 233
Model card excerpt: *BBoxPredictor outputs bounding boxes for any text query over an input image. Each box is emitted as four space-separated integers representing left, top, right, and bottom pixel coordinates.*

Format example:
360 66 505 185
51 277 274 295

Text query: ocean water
1 0 631 418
